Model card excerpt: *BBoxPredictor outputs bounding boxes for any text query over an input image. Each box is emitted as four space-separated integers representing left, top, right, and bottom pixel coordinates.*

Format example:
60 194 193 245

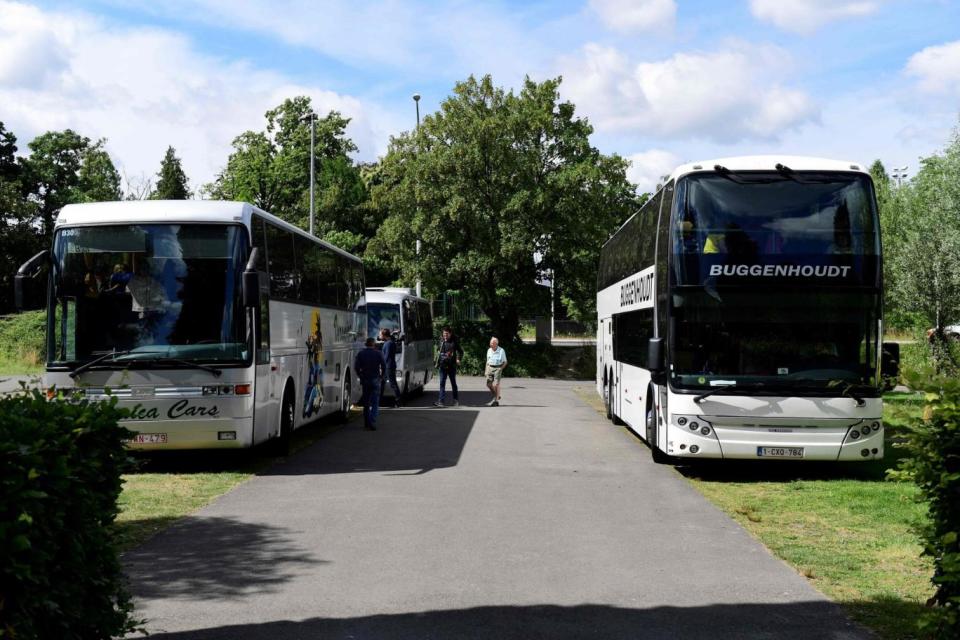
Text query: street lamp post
413 94 422 298
300 112 317 236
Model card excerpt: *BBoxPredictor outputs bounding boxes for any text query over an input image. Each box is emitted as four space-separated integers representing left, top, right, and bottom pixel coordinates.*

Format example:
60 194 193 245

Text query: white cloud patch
905 40 960 97
625 149 681 193
589 0 676 33
749 0 882 35
560 42 818 143
0 1 394 191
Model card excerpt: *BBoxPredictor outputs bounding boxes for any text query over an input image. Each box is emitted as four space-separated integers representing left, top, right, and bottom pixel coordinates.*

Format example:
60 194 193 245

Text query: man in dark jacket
435 326 463 407
354 337 385 430
379 327 402 408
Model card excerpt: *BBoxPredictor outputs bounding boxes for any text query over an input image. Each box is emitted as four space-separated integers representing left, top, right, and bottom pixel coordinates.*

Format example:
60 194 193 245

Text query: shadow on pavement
139 601 871 639
262 408 478 476
125 516 326 600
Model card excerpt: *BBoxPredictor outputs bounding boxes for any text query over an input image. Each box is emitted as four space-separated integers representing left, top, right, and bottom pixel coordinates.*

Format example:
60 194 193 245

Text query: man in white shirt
485 337 507 406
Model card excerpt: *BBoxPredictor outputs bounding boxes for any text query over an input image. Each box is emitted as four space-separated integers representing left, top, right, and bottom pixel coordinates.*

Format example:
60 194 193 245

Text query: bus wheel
647 399 671 465
272 384 294 457
335 373 351 423
608 380 624 426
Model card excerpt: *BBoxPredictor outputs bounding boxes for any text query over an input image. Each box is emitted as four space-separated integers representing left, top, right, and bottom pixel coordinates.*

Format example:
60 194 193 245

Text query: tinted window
265 224 296 299
613 308 654 368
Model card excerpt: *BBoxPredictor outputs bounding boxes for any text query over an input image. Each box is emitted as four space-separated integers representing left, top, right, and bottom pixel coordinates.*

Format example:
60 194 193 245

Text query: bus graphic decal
303 309 324 418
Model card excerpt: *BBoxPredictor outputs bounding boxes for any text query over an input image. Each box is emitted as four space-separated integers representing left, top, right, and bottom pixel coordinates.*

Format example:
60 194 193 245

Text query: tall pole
309 113 316 236
413 94 422 298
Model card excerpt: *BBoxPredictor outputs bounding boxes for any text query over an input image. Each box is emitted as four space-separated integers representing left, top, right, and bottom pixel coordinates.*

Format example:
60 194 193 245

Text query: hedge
890 372 960 639
0 390 138 639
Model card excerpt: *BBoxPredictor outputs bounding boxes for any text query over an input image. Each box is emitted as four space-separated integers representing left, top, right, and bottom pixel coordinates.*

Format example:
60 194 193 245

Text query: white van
362 288 434 397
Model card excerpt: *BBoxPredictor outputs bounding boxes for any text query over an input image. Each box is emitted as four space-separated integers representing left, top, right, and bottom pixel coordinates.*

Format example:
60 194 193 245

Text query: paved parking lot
125 376 868 639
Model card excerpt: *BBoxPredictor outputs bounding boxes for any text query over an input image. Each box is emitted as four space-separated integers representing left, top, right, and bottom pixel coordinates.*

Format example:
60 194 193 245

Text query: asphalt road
124 376 869 639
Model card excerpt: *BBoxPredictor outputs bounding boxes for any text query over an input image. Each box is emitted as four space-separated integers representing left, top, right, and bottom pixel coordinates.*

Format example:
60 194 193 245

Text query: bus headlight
700 426 711 436
849 430 860 440
689 421 699 431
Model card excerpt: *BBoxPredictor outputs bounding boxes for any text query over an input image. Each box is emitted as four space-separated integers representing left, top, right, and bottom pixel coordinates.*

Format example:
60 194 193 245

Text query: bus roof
365 288 429 304
53 199 362 263
666 155 869 184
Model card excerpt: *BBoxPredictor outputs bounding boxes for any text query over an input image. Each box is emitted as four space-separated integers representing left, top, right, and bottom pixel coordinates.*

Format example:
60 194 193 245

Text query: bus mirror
881 342 900 387
242 270 260 308
15 250 50 311
648 337 666 384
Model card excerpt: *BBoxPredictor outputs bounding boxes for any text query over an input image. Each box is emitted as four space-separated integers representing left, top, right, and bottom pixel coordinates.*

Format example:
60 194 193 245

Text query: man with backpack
434 326 463 407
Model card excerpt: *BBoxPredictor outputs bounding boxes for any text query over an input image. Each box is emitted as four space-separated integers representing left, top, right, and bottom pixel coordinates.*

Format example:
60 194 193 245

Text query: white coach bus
361 287 434 397
597 156 899 463
15 200 365 453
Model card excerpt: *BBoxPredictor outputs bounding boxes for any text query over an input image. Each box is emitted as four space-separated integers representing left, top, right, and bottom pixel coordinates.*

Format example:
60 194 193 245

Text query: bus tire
647 398 672 465
609 379 624 426
335 371 351 423
271 382 295 457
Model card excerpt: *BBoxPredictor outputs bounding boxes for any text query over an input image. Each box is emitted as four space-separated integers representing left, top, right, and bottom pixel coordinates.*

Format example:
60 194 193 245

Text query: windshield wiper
133 357 223 377
70 350 136 378
694 378 871 406
694 381 769 404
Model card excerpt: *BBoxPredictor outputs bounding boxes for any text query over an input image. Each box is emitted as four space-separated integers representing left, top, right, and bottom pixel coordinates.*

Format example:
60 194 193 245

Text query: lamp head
413 93 421 102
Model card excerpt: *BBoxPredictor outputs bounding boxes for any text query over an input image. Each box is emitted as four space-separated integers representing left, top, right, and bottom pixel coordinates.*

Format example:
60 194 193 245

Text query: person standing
354 337 385 430
379 327 403 408
434 326 463 407
485 337 507 406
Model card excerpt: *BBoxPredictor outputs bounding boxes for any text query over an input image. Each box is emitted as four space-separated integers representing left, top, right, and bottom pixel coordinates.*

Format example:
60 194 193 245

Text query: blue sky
2 0 959 192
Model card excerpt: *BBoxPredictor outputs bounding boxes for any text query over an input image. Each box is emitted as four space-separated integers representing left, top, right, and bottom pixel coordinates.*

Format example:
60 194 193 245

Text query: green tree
0 122 39 313
151 146 191 199
369 75 636 341
889 124 960 367
22 131 121 238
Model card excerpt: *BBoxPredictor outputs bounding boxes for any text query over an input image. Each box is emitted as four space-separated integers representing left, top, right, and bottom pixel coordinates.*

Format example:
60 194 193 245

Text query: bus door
253 272 275 444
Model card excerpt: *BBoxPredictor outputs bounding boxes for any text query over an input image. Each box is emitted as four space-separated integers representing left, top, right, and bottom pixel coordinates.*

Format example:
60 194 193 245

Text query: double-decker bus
361 287 434 398
15 200 365 452
597 156 898 462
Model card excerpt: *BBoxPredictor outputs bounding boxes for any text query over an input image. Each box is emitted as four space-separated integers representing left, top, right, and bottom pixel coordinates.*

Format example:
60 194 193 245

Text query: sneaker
452 400 460 407
486 398 497 407
433 401 445 407
492 400 499 407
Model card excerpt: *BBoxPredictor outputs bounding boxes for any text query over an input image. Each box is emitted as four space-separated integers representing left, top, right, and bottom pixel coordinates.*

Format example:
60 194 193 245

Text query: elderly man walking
485 337 507 406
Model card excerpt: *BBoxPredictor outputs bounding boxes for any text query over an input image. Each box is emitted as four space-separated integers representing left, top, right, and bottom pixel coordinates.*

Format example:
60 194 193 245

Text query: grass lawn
114 412 353 552
574 386 934 640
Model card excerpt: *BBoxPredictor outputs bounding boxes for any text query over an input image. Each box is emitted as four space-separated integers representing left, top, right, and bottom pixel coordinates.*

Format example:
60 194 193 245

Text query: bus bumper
123 417 254 450
666 415 884 461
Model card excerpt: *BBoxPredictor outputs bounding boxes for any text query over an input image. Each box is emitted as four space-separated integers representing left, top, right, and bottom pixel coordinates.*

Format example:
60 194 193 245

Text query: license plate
757 446 803 458
130 433 167 444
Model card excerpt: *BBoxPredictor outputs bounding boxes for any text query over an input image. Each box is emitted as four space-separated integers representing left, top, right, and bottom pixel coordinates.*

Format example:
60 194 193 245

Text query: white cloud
749 0 882 35
905 40 960 97
625 149 681 193
589 0 676 33
0 1 394 192
560 42 818 143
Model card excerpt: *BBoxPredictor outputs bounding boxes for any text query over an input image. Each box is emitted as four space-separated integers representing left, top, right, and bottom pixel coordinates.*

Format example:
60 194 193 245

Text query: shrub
0 311 46 372
889 371 960 638
0 390 138 639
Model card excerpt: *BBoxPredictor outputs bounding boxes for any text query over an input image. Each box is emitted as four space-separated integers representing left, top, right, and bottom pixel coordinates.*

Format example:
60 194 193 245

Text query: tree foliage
204 97 387 275
151 146 191 200
884 124 960 366
369 75 636 341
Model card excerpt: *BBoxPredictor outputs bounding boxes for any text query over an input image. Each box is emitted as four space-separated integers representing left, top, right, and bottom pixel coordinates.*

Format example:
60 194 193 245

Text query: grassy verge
573 386 933 640
114 412 351 552
0 311 45 375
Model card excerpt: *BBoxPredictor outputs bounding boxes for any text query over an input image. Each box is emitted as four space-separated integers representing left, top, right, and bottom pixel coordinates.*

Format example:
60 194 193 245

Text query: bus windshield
670 289 880 391
673 172 879 287
366 302 401 337
50 224 248 366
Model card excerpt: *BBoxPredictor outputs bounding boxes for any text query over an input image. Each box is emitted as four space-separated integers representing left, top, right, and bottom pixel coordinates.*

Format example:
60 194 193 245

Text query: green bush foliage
889 371 960 638
0 311 46 372
0 390 138 639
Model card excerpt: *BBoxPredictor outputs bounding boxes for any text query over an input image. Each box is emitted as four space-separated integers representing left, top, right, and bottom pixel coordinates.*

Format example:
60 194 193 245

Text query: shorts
485 365 503 384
